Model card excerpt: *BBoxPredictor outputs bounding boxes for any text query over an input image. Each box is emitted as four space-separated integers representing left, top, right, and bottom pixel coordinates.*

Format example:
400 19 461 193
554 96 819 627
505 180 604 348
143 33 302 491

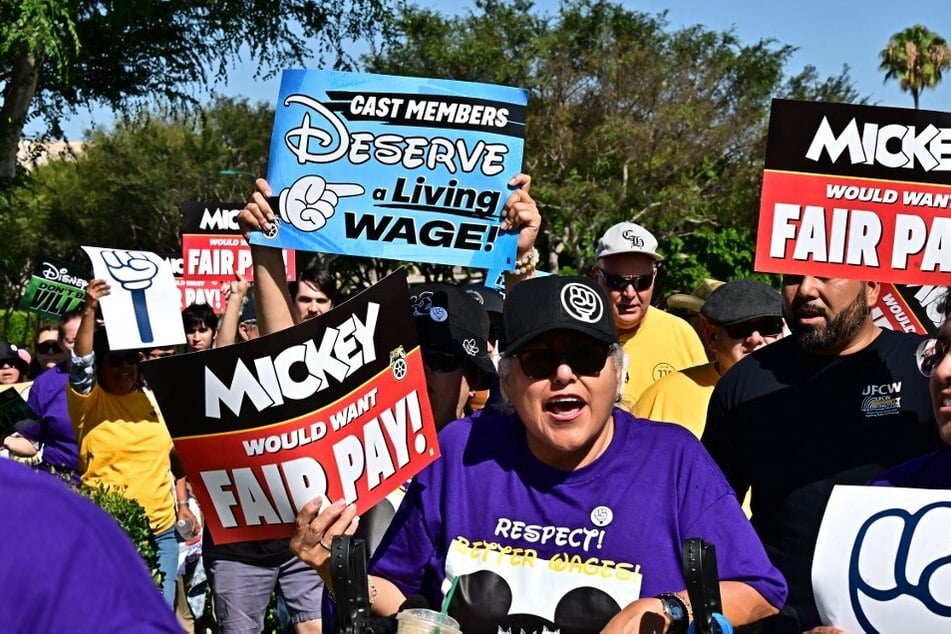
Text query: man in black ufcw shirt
702 276 939 630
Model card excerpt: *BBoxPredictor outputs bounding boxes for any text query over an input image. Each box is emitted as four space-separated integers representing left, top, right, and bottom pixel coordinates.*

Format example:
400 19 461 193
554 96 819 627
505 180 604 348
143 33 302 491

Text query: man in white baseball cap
592 221 707 406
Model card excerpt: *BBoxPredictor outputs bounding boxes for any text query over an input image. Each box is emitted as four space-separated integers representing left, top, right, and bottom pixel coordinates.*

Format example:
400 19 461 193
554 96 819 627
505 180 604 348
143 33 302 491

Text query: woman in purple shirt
292 275 786 633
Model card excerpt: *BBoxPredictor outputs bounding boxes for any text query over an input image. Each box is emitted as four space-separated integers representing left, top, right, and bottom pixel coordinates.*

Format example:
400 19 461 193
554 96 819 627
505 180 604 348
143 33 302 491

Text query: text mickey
204 302 380 418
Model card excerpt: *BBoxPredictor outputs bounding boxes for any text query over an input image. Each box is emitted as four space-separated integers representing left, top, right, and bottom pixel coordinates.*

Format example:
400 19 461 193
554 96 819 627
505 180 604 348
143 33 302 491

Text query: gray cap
701 279 782 326
595 221 663 261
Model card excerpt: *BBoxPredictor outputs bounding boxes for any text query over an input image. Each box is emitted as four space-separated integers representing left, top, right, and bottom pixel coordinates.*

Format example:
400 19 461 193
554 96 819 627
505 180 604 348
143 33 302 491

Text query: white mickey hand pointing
278 175 364 232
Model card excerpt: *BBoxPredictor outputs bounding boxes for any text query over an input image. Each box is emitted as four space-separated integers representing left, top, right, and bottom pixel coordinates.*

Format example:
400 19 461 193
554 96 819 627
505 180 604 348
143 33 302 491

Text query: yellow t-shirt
618 308 707 407
68 384 176 533
633 362 719 438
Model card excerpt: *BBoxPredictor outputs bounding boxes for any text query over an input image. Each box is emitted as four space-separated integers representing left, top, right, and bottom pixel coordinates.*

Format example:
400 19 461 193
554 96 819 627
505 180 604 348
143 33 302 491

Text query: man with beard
701 275 940 631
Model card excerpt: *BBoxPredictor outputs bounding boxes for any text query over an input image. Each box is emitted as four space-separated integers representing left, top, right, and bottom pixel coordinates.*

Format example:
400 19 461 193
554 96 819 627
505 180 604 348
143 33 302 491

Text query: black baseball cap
460 283 504 316
503 275 617 354
0 339 28 374
409 284 495 375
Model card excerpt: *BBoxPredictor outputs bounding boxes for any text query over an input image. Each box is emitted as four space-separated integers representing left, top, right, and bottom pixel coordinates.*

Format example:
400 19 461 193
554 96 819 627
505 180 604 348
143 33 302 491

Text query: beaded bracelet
511 247 539 275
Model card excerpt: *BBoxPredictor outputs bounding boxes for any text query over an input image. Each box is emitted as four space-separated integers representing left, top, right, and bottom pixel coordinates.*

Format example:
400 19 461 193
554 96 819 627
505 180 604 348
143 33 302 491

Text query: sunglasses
36 341 62 355
723 317 784 340
105 351 140 368
515 344 610 379
916 338 948 378
422 348 462 374
598 268 655 293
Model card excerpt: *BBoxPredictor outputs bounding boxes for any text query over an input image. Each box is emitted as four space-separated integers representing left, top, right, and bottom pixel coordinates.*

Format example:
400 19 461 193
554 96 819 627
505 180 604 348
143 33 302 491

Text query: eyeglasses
36 341 62 354
515 344 610 379
422 348 462 374
723 317 784 340
146 350 175 360
105 351 140 368
598 268 655 293
916 338 948 378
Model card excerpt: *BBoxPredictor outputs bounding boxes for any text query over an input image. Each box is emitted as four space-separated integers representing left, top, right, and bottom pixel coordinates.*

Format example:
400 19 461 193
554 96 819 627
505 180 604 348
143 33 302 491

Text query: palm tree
880 25 951 109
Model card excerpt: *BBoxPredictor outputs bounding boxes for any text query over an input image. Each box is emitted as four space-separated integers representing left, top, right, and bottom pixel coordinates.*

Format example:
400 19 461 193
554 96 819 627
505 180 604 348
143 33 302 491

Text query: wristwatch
657 593 688 634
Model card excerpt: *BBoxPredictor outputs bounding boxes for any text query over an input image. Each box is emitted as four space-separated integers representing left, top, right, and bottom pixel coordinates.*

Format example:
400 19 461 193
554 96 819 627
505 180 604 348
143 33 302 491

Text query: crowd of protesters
1 172 949 634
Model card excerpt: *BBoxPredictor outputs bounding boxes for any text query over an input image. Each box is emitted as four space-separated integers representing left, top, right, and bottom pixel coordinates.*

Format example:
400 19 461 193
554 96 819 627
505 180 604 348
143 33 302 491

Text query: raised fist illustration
848 501 951 631
100 250 159 343
101 250 159 291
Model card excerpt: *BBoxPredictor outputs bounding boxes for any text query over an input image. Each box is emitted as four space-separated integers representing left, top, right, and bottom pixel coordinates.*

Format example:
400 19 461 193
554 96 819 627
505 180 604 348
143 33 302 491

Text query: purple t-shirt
0 459 180 632
22 362 78 475
869 446 951 488
370 408 787 631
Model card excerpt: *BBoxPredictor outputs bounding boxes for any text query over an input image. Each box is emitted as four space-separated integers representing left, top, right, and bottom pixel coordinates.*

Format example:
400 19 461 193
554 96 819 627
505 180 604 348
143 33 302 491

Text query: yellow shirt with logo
633 362 719 438
68 384 176 533
618 308 707 407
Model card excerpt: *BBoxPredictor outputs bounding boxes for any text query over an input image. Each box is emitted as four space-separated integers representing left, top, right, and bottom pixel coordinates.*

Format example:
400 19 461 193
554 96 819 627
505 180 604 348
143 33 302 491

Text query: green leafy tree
1 0 395 181
0 97 274 306
367 0 864 293
880 24 951 109
0 96 451 309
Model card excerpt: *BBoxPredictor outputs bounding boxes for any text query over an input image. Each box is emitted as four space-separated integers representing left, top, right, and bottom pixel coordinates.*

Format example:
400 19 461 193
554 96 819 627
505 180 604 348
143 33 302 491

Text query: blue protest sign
252 70 528 269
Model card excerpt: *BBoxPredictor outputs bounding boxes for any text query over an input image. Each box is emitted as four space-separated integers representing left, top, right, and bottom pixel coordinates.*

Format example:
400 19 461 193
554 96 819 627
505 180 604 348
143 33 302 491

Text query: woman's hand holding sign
239 178 277 242
502 172 541 286
238 178 297 333
292 496 406 616
501 173 540 258
291 497 358 574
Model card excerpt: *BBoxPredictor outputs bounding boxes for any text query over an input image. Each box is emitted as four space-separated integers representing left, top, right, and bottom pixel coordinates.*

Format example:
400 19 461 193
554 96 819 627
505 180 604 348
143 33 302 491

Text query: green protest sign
18 259 88 318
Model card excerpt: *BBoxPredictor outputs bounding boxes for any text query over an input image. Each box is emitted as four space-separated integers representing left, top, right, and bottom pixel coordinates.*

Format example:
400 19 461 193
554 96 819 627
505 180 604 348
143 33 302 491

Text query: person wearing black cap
460 283 505 412
635 279 785 439
0 339 30 386
702 275 939 629
410 283 495 428
293 275 785 633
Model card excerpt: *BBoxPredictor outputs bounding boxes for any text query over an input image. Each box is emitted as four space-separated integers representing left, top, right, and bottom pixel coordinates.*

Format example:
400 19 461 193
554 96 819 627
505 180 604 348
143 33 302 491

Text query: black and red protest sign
181 202 297 282
756 100 951 285
141 270 438 544
872 283 947 335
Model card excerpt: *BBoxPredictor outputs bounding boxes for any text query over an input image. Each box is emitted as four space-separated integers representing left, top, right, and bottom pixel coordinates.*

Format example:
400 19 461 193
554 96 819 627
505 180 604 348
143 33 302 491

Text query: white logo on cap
622 228 644 248
465 289 484 305
561 283 603 323
410 292 433 317
462 338 479 357
430 306 448 322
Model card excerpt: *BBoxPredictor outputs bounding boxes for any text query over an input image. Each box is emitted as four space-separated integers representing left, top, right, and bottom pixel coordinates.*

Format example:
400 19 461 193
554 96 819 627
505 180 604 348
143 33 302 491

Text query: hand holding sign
290 497 358 583
500 172 540 261
278 175 365 232
101 250 159 343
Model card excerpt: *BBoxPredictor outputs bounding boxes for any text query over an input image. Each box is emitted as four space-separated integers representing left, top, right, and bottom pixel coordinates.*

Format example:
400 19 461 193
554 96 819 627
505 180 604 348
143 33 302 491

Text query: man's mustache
790 300 828 320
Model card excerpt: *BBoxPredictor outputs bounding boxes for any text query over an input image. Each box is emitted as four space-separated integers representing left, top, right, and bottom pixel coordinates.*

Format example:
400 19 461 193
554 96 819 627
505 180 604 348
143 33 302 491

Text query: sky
38 0 951 139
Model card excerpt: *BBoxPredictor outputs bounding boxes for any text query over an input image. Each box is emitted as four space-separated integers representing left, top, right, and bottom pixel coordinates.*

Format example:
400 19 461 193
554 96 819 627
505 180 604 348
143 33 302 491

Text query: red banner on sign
182 234 296 282
175 278 226 313
142 271 437 544
756 171 951 284
174 351 435 543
